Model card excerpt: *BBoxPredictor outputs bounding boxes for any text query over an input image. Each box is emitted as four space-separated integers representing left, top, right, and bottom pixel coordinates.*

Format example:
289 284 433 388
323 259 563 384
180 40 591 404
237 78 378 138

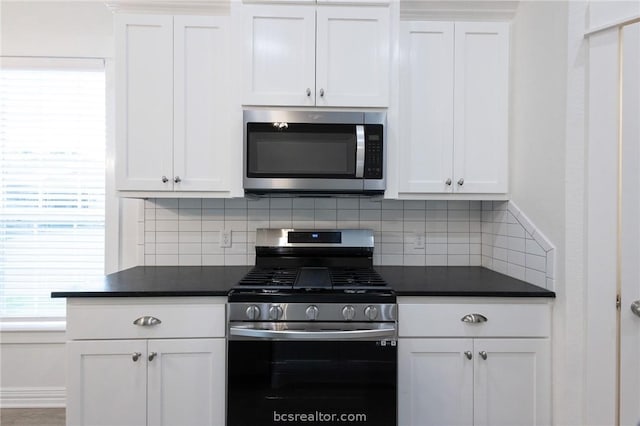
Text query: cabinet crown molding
400 0 518 21
106 0 230 14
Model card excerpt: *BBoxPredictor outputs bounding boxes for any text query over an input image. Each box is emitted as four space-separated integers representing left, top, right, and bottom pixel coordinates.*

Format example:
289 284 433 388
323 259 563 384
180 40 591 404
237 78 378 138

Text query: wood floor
0 408 65 426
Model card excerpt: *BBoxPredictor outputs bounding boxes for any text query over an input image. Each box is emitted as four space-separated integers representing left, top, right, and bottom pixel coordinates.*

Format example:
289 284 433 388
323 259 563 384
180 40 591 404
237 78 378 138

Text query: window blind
0 57 106 318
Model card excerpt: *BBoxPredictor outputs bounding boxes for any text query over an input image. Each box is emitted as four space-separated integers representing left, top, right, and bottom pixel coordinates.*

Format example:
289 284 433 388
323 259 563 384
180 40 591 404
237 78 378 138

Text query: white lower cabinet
67 340 148 426
398 299 551 426
65 298 226 426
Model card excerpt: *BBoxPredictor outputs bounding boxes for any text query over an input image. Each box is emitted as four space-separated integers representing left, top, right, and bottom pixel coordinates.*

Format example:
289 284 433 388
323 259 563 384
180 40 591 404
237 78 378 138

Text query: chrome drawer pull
479 351 488 360
148 352 157 362
631 300 640 318
461 313 488 324
133 316 162 326
464 351 473 360
132 352 141 362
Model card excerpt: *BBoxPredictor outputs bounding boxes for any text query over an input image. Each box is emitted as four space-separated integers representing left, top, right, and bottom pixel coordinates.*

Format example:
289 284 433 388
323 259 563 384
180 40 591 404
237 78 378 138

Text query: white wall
509 2 580 424
1 0 113 58
0 1 126 408
510 1 568 290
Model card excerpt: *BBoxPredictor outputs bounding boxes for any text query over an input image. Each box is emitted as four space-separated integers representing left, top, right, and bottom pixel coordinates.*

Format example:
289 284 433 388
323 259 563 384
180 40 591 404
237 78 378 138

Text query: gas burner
238 268 297 287
330 268 387 287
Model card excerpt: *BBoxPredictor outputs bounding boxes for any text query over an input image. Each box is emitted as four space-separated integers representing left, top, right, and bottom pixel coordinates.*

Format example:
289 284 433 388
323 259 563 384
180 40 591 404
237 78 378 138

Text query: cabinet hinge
616 294 621 310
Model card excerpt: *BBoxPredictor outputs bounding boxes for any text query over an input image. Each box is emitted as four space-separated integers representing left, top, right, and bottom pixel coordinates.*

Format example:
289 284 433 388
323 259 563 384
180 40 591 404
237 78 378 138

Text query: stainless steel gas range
227 228 397 426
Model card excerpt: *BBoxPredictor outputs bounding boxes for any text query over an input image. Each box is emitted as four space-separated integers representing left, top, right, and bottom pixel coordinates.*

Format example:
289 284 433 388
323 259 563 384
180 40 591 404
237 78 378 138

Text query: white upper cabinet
315 6 389 107
173 16 231 192
399 21 509 196
399 21 455 193
242 5 316 106
116 15 173 191
115 14 234 194
453 22 509 194
242 3 390 107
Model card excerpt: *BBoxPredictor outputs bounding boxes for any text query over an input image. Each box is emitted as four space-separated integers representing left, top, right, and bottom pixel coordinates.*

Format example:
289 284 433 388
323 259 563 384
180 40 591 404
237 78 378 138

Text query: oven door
227 322 397 426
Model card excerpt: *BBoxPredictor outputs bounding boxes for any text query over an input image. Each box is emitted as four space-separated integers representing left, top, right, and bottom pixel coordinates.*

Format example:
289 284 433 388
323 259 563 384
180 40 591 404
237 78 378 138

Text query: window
0 57 106 318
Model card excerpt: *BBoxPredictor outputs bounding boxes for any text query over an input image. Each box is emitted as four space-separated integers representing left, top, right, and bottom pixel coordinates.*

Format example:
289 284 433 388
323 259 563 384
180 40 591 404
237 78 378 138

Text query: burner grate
329 268 387 287
237 268 297 287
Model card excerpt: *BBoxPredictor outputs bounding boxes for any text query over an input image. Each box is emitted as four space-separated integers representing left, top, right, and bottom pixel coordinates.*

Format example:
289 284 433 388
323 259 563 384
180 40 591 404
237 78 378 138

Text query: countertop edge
51 290 230 298
395 291 556 298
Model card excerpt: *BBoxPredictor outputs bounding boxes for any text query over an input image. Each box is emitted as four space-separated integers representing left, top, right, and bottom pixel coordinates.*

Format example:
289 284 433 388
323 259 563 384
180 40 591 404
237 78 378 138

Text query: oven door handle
355 125 365 178
229 325 396 341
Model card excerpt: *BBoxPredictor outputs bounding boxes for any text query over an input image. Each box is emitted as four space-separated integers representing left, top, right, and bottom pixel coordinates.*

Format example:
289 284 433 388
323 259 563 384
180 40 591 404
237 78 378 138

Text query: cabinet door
316 6 389 107
474 339 551 426
398 338 473 426
453 22 509 193
242 5 316 106
147 339 225 426
174 16 231 192
115 14 174 191
66 340 147 426
399 21 454 194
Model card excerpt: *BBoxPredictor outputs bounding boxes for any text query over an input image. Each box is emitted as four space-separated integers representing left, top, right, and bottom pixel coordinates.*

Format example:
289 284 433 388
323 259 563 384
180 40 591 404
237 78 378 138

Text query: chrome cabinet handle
161 176 169 183
174 176 181 183
445 178 452 186
306 88 311 97
479 351 488 360
148 352 157 362
133 316 162 326
631 300 640 318
457 178 464 186
464 351 473 360
319 88 325 97
132 352 141 362
461 313 488 323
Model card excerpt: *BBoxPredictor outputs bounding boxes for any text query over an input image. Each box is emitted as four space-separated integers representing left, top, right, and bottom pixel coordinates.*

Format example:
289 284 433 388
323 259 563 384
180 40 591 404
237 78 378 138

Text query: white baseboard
0 387 66 408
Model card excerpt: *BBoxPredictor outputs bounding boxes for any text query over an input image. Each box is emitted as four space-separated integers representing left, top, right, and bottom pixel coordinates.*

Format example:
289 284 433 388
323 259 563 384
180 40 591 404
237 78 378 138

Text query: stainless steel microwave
243 110 385 195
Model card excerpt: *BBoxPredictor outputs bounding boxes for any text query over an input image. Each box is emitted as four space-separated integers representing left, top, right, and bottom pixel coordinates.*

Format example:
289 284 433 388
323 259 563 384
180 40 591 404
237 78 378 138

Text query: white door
316 6 389 107
174 16 231 192
66 340 147 426
398 21 454 194
620 21 640 426
453 22 509 194
398 338 473 426
115 14 174 191
242 5 316 106
473 339 551 426
147 339 226 426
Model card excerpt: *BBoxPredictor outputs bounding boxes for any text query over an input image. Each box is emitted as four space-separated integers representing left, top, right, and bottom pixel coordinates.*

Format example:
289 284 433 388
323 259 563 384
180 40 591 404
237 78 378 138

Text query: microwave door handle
355 125 365 178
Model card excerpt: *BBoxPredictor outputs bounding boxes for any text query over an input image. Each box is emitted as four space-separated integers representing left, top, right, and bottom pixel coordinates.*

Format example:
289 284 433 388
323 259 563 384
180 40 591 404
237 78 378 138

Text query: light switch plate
220 230 232 248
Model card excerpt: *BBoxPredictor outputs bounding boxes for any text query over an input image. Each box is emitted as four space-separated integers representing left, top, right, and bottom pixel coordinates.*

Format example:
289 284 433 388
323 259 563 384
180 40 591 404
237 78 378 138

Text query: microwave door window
247 127 357 178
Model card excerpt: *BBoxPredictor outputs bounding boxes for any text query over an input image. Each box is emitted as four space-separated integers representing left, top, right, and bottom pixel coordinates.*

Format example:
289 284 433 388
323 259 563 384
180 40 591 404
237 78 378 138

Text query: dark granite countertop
375 266 555 298
51 265 554 299
51 266 252 298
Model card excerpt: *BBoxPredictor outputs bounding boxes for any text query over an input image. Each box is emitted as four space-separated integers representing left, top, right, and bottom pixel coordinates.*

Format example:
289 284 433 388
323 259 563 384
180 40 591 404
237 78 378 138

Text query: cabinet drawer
398 300 550 338
66 297 226 340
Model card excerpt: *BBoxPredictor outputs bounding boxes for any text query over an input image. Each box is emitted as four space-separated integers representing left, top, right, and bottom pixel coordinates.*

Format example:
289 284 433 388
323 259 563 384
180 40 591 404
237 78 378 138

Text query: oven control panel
229 303 397 323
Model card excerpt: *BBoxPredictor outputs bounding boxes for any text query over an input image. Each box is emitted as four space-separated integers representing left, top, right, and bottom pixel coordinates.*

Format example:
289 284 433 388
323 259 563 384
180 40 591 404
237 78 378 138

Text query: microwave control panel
364 124 383 179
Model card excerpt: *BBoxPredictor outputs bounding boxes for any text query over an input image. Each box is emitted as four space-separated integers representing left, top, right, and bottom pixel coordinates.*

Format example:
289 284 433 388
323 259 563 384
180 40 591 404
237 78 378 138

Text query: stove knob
364 305 378 320
305 305 319 320
245 305 261 320
342 305 356 321
269 305 284 320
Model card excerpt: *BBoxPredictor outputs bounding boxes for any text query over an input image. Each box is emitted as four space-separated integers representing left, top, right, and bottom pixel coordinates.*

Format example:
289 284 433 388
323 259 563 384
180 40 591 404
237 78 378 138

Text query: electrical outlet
413 232 425 250
220 230 232 248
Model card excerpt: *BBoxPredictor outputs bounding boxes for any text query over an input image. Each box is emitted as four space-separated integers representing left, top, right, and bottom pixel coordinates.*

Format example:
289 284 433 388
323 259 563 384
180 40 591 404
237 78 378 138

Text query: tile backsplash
481 201 556 289
139 197 556 289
